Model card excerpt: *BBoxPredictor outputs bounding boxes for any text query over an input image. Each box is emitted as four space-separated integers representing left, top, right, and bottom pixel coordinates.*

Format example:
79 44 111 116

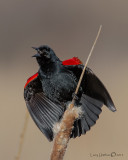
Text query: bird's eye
43 48 50 54
37 47 50 55
43 47 50 52
47 48 50 52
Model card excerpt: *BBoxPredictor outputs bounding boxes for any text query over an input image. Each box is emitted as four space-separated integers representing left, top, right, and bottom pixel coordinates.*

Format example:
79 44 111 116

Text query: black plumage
24 45 116 141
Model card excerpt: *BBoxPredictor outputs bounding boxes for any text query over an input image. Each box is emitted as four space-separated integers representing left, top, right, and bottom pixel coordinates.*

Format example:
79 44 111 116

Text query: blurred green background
0 0 128 160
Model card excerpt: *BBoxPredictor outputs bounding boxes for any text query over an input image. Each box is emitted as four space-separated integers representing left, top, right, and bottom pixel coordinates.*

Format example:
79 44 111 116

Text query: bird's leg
72 88 83 107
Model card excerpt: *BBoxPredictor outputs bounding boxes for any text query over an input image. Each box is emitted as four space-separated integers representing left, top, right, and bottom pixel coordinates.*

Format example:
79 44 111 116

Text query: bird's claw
72 93 79 101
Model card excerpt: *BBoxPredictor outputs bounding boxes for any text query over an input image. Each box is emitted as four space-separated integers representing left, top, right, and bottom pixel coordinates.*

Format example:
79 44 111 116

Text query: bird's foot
72 93 80 101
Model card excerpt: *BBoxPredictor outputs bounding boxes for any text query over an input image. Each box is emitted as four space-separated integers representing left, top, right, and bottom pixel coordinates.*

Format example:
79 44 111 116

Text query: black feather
65 65 116 112
71 95 103 138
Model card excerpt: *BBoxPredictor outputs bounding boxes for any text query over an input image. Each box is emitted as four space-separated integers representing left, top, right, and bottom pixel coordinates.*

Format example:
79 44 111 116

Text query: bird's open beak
32 47 41 57
32 53 41 57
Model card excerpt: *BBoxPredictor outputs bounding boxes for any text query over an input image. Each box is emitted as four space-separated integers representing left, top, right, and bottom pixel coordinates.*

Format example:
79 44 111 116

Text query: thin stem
74 25 102 98
15 110 29 160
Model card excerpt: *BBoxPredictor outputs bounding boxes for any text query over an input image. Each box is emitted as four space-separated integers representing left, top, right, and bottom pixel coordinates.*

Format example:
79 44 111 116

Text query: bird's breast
42 72 78 102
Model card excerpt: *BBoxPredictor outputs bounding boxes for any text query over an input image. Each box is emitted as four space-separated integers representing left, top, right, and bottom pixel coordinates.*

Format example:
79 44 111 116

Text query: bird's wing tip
109 105 117 112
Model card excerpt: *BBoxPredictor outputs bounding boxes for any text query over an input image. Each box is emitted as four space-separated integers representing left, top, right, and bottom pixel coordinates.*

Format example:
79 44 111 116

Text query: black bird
24 45 116 141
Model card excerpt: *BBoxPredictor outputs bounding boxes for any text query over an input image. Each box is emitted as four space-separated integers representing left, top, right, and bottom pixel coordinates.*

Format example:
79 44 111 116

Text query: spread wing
64 64 116 112
24 74 64 141
71 95 103 138
63 62 116 138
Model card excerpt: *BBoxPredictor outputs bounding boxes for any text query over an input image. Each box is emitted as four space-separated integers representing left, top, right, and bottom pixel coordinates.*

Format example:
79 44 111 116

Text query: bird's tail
70 95 103 138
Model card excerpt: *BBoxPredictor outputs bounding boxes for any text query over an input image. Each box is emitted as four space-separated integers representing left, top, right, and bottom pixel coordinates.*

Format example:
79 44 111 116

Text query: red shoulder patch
24 73 39 88
62 57 82 65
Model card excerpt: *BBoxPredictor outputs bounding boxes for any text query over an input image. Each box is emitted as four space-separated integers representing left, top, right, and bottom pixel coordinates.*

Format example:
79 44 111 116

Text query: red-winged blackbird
24 45 116 141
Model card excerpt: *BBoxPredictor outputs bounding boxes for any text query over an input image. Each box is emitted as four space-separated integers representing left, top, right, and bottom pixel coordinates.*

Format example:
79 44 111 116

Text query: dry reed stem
15 110 29 160
50 25 102 160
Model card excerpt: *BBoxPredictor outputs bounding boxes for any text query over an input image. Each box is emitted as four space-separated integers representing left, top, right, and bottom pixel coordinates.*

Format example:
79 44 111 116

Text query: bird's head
32 45 59 66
